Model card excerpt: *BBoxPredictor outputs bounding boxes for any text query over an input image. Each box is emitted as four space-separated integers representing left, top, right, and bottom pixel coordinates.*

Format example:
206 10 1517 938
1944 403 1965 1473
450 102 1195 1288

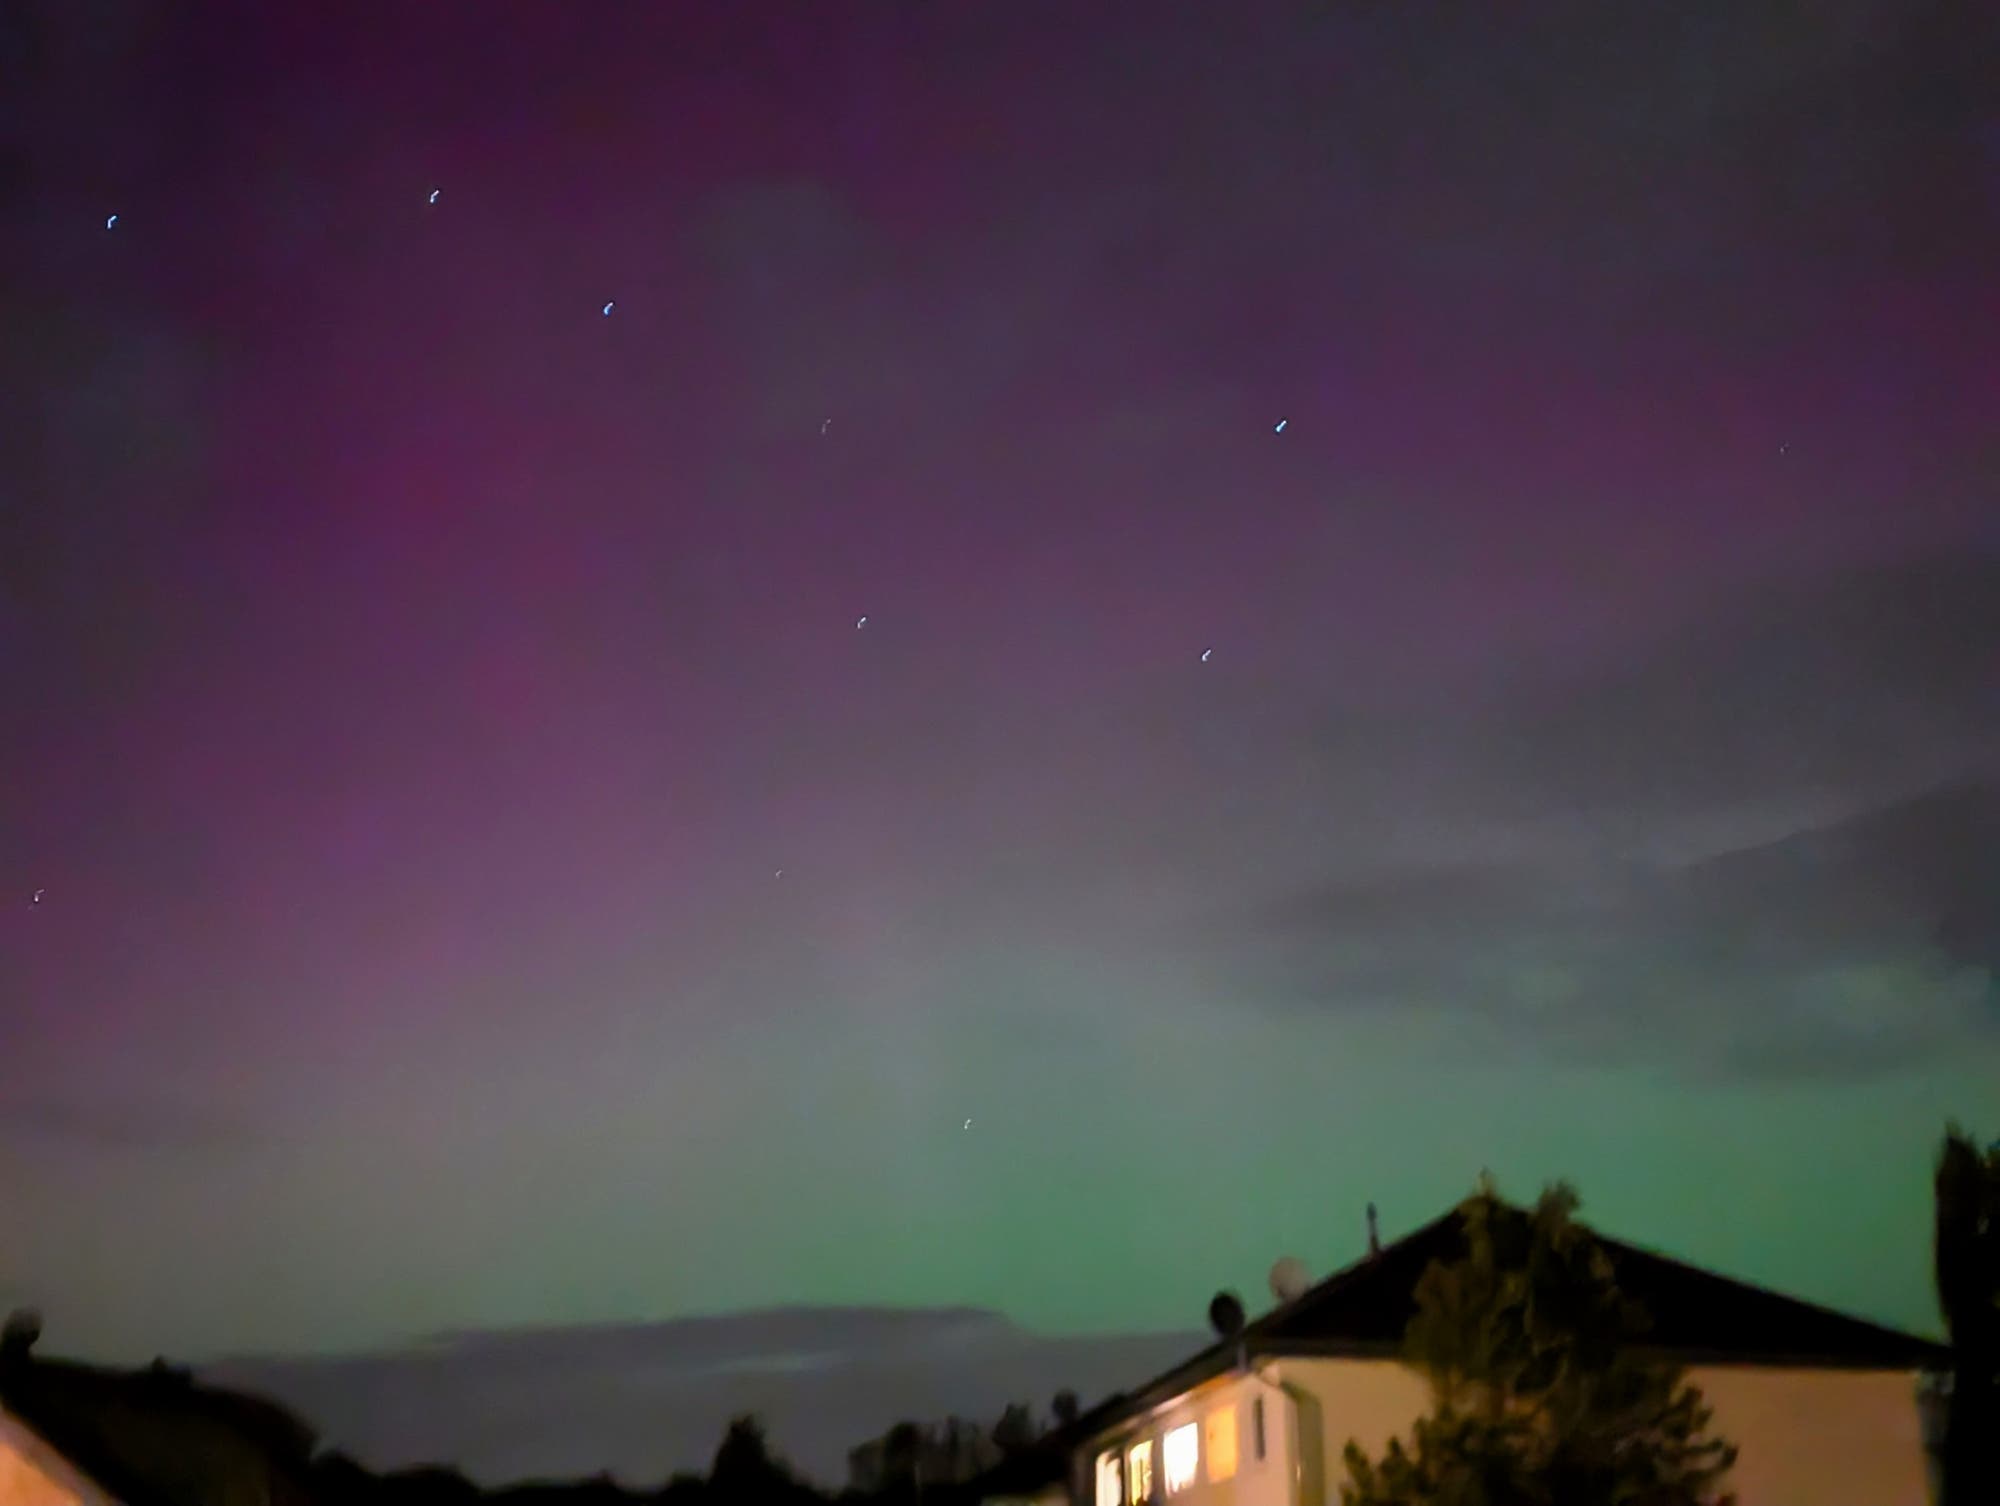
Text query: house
1005 1198 1951 1506
0 1315 321 1506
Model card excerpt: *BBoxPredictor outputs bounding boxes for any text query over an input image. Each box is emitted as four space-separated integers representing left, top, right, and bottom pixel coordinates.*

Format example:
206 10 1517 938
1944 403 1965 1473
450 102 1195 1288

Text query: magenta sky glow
2 2 1997 1360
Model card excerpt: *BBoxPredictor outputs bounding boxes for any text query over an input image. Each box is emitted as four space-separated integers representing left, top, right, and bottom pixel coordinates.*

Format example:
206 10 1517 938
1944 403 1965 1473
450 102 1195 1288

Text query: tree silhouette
1051 1390 1081 1429
657 1472 711 1506
0 1307 41 1361
378 1464 483 1504
1934 1125 2000 1505
880 1421 926 1495
991 1402 1038 1456
711 1414 807 1502
1341 1183 1737 1506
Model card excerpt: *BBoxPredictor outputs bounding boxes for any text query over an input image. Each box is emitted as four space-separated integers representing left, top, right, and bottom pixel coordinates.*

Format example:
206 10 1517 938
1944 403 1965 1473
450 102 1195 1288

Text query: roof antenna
1365 1202 1381 1258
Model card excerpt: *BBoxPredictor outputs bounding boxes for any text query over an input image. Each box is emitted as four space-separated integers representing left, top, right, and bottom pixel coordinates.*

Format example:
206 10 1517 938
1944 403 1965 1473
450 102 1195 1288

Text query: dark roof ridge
1278 1198 1943 1357
1585 1223 1947 1355
0 1349 320 1506
1248 1209 1459 1334
15 1352 316 1437
1260 1196 1949 1367
0 1389 177 1506
1076 1195 1951 1446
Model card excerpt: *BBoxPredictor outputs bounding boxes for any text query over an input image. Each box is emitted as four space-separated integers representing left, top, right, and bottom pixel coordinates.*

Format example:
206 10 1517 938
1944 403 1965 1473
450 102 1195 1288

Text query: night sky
4 2 1997 1362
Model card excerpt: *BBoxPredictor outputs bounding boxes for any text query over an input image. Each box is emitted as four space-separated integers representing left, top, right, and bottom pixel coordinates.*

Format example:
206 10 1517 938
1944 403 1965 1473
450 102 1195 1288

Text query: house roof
0 1347 319 1506
1082 1196 1953 1442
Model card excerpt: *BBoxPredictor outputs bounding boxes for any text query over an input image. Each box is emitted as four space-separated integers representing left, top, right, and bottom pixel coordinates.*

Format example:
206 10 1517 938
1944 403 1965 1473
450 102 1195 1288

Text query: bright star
602 301 615 316
1201 647 1213 663
1274 418 1288 433
105 214 118 230
428 188 440 205
856 615 868 630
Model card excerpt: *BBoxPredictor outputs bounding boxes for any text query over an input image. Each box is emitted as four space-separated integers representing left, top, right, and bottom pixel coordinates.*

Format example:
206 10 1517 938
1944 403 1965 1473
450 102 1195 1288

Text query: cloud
1179 557 2000 1082
1479 556 2000 846
1212 776 2000 1082
211 1307 1203 1485
747 553 2000 1082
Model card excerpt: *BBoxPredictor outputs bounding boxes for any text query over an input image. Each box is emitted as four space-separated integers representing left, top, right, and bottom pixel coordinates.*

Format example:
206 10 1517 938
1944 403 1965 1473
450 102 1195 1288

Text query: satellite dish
1268 1256 1312 1305
1207 1290 1246 1340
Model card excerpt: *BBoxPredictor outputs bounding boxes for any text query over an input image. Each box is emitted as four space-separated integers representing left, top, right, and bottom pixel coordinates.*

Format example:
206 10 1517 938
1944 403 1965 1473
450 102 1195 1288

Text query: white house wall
1084 1357 1933 1506
1684 1364 1931 1506
1083 1366 1428 1506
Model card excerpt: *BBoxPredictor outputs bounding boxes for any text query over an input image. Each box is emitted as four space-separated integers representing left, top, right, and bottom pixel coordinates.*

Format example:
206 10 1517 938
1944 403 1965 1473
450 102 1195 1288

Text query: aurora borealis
2 3 1996 1364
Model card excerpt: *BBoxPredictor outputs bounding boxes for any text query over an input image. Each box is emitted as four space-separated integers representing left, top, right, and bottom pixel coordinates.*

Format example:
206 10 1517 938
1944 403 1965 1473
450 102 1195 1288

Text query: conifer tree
711 1414 814 1504
1341 1183 1737 1506
1934 1125 2000 1506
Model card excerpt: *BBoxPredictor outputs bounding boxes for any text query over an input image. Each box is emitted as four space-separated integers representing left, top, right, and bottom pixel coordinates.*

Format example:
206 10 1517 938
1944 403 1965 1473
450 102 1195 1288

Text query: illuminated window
1163 1425 1198 1495
1252 1398 1266 1462
1127 1440 1154 1503
1204 1406 1238 1482
1097 1452 1124 1506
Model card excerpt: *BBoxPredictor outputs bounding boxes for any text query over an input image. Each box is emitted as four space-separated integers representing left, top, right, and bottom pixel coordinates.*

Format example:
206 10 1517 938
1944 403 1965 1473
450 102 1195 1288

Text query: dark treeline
315 1399 1080 1506
0 1300 1076 1506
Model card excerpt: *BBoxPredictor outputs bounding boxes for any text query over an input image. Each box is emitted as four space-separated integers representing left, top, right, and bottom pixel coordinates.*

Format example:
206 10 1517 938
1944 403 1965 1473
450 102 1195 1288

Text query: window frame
1126 1437 1155 1504
1096 1450 1125 1506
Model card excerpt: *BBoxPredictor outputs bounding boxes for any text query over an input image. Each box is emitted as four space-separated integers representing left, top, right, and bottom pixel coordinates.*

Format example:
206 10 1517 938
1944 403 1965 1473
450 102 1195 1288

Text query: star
1273 418 1287 433
31 889 44 904
428 188 440 205
820 418 831 435
104 214 118 230
1201 647 1213 663
602 301 616 317
855 615 868 630
963 1119 972 1130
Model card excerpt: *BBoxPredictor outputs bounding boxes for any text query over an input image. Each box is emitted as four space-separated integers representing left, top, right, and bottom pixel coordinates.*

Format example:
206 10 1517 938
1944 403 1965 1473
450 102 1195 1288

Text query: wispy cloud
1479 557 2000 843
1184 556 2000 1081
